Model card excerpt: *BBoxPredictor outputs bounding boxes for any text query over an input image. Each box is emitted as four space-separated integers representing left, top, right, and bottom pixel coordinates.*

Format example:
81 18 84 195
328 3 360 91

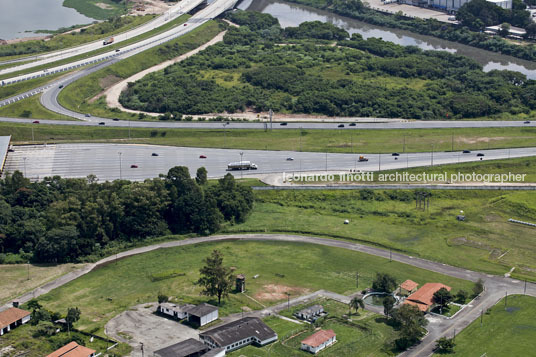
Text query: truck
227 161 258 170
358 155 368 162
103 37 114 45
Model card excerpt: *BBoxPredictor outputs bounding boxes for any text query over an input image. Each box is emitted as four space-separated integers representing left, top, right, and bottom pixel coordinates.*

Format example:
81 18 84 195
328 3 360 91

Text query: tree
499 22 511 37
455 290 469 304
65 307 81 329
435 336 456 353
197 250 234 305
433 288 453 311
27 299 42 312
158 294 169 304
196 167 208 185
473 279 484 296
372 273 397 293
392 304 428 350
383 295 396 317
349 297 364 315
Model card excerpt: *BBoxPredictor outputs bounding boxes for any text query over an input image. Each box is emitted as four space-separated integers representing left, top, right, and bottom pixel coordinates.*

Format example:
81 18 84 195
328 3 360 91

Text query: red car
32 120 40 124
199 155 207 159
130 164 138 168
184 23 188 26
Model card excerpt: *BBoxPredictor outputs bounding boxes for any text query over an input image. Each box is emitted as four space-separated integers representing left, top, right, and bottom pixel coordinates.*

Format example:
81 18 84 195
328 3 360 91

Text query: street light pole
118 152 122 180
22 157 27 177
431 144 434 167
240 152 244 179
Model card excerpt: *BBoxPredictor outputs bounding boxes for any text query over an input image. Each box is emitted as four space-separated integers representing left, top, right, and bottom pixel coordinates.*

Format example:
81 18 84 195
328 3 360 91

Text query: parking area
105 303 199 357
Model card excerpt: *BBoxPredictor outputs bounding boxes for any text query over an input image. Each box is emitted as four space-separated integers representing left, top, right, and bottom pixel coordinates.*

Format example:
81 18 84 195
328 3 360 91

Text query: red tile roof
46 341 95 357
403 283 451 312
400 280 419 291
0 307 30 329
301 329 336 348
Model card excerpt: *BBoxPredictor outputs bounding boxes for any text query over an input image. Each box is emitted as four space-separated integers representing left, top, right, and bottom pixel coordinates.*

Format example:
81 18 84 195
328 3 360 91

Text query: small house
154 338 209 357
187 303 219 327
158 303 195 320
295 305 324 322
404 283 452 312
399 280 419 296
0 307 31 336
301 329 336 354
46 341 96 357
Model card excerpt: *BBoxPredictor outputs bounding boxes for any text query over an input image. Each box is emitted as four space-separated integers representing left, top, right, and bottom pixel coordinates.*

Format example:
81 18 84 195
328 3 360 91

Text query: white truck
227 161 258 170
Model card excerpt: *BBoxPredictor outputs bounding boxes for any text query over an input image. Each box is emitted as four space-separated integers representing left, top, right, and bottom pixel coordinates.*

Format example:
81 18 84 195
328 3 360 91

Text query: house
403 283 452 312
154 338 209 357
158 303 195 320
200 317 277 353
0 307 31 336
46 341 96 357
295 305 324 322
399 280 419 296
301 329 336 354
187 303 219 327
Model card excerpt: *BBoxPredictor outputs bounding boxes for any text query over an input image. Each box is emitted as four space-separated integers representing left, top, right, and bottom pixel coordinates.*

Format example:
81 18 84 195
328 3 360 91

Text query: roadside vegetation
63 0 128 20
119 13 536 120
0 95 76 121
0 72 68 101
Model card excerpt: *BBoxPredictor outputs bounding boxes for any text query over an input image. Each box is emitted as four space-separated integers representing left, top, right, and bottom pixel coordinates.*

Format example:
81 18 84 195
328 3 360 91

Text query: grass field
232 299 398 356
63 0 128 19
0 95 77 120
434 295 536 356
2 123 536 154
0 72 69 101
32 241 473 335
0 263 86 304
224 190 536 281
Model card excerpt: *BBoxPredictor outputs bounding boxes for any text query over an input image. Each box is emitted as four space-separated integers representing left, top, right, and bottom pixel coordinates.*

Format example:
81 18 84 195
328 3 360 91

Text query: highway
0 0 204 77
4 143 536 181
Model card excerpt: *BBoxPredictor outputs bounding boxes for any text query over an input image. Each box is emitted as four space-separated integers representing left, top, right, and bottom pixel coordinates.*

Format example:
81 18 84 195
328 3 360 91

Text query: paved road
5 143 536 181
3 233 534 357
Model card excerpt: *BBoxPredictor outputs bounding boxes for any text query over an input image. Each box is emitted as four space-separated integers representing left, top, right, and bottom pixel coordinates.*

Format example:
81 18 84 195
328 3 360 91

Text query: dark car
151 153 159 157
130 164 138 168
115 49 120 52
463 150 471 153
338 124 344 128
98 122 105 125
392 153 400 156
59 85 64 89
32 120 40 124
8 148 14 152
349 123 356 127
199 155 207 159
184 23 188 26
524 120 531 124
280 122 288 126
85 113 91 117
477 153 485 157
113 118 120 121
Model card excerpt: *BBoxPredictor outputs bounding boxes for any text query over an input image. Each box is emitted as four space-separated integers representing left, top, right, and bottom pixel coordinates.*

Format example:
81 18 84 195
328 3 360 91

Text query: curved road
2 233 534 357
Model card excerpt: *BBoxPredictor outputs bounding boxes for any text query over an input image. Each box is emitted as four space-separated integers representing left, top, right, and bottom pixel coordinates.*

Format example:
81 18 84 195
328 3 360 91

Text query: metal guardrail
508 218 536 227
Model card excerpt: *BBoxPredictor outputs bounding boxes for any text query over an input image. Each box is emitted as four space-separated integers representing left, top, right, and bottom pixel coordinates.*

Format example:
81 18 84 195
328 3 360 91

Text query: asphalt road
3 233 535 357
5 143 536 181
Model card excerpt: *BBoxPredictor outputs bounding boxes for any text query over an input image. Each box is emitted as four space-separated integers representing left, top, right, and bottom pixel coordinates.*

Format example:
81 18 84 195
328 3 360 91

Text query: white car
286 157 294 161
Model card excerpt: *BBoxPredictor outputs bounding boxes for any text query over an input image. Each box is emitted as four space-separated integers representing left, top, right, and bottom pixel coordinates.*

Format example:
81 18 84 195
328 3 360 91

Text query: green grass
2 122 536 154
0 94 77 120
58 20 224 118
435 295 536 356
33 240 473 335
63 0 128 20
224 190 536 281
0 72 69 101
0 322 130 356
430 303 462 317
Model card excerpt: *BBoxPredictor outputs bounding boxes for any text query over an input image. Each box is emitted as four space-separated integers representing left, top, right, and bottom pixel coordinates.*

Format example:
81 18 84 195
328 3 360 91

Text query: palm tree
349 297 365 315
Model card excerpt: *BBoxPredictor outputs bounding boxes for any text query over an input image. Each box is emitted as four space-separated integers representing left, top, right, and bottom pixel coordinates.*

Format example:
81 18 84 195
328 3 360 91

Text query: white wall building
301 330 337 354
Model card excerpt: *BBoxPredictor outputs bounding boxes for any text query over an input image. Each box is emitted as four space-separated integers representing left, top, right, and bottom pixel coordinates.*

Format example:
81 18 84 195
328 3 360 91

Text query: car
199 155 207 159
349 123 356 127
286 157 294 161
524 120 531 124
85 113 91 117
338 124 345 128
98 122 105 125
280 122 288 126
130 164 138 168
115 49 120 52
59 85 64 89
392 153 400 156
463 150 471 153
184 23 188 26
151 153 159 157
477 153 485 157
32 120 40 124
112 118 120 121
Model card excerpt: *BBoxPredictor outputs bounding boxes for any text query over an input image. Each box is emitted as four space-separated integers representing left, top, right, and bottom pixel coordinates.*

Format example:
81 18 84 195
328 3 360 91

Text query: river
0 0 94 41
238 0 536 79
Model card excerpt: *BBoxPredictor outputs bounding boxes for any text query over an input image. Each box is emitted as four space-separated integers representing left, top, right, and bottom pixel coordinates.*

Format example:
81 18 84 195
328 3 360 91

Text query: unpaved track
4 234 535 357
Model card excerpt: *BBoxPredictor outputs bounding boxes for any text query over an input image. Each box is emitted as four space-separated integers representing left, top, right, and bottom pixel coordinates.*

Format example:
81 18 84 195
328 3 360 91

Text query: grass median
0 95 77 121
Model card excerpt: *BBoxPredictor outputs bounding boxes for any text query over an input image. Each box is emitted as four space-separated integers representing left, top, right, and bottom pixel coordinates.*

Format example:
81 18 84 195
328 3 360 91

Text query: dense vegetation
284 0 536 60
120 14 536 119
0 168 253 264
456 0 532 30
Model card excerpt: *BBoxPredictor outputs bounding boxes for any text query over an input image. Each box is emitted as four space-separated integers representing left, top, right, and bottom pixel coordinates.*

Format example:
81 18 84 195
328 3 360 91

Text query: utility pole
356 272 359 288
524 280 527 295
389 249 392 262
23 157 27 177
451 134 454 152
223 123 228 148
128 117 131 140
505 291 508 308
27 261 30 280
240 152 244 179
31 127 34 142
118 152 122 180
325 151 328 173
403 135 406 153
286 292 290 311
431 144 434 167
378 153 381 171
299 127 302 152
480 309 483 326
269 108 273 131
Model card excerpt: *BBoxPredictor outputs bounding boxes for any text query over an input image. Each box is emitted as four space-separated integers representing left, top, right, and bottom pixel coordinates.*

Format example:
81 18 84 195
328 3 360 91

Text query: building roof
400 279 419 291
297 304 323 316
0 307 30 329
301 329 336 348
404 283 451 312
46 341 96 357
154 338 207 357
200 317 277 347
202 348 226 356
187 303 218 318
159 303 195 313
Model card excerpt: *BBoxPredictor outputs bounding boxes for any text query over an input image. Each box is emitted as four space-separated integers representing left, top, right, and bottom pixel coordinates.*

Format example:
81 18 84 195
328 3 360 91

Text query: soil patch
254 284 309 302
